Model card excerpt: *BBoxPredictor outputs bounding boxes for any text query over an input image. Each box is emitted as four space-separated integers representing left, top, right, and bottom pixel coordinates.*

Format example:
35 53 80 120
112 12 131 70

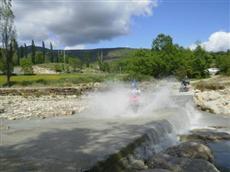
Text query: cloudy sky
12 0 230 51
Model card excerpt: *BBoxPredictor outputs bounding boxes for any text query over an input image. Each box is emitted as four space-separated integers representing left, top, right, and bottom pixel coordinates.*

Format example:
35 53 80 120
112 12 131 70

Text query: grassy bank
0 73 108 87
0 70 155 87
0 73 140 87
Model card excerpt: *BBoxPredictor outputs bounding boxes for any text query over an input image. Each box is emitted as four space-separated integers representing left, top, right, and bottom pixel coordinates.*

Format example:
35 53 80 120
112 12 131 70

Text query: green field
0 73 132 87
0 73 108 87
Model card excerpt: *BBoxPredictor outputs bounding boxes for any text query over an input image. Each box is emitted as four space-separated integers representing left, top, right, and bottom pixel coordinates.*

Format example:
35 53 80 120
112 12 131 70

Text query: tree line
0 0 83 85
0 0 229 86
0 40 55 64
109 34 230 79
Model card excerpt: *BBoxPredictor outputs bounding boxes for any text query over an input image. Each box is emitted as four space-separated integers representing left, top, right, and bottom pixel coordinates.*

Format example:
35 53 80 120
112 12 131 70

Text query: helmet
131 80 137 89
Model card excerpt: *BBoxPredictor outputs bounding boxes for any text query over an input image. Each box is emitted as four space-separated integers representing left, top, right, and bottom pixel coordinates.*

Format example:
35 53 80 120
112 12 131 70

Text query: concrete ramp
0 107 189 172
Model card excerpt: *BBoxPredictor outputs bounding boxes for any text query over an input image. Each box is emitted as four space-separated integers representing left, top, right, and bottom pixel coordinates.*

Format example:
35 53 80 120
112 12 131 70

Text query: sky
12 0 230 51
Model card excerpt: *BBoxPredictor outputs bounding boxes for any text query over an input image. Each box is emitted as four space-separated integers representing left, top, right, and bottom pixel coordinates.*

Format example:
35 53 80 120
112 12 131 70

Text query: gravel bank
0 95 86 120
192 76 230 116
194 89 230 115
0 83 104 120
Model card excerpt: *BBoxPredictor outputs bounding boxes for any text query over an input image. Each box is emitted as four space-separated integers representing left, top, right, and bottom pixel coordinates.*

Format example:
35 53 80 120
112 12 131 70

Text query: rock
120 155 148 170
180 129 230 142
94 82 101 87
0 106 4 113
8 116 16 120
147 154 220 172
165 141 213 162
209 126 228 129
182 158 220 172
0 94 87 120
130 159 147 170
193 89 230 115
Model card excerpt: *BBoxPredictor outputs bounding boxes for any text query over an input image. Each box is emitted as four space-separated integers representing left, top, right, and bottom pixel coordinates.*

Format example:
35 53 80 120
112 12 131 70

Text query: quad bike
179 79 190 92
179 85 190 92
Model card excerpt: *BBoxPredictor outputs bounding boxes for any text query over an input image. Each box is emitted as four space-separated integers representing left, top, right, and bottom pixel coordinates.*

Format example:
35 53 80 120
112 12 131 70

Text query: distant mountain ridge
26 46 139 61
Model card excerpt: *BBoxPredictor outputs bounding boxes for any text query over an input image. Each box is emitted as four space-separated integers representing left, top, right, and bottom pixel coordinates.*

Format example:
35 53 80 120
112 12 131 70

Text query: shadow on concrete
0 123 143 172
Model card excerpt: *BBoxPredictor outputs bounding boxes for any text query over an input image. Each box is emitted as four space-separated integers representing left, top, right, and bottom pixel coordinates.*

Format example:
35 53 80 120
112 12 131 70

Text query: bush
215 52 230 75
20 58 33 74
35 52 45 64
227 69 230 76
20 80 33 86
36 79 48 85
54 64 63 72
68 57 82 71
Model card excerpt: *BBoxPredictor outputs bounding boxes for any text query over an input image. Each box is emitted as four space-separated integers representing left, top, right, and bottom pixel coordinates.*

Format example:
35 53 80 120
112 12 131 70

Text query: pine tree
24 43 27 58
50 42 53 62
31 40 36 64
19 45 24 58
13 39 19 65
42 41 45 63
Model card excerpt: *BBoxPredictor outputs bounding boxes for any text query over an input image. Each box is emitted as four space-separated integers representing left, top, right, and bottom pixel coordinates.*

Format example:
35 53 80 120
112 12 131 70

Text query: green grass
0 71 154 87
0 73 138 87
0 73 109 87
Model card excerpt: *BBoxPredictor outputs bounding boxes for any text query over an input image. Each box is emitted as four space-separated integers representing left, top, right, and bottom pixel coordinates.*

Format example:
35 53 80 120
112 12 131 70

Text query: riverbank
0 83 104 120
0 81 157 120
192 75 230 116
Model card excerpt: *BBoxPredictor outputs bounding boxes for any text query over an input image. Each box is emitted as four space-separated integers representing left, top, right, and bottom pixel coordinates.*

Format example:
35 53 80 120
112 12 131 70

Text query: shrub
36 79 48 85
20 58 33 74
20 80 33 86
54 64 63 72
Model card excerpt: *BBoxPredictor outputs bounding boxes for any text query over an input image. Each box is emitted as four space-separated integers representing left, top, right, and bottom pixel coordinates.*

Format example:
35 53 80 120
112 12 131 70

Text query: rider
131 80 141 95
181 76 190 91
130 80 141 103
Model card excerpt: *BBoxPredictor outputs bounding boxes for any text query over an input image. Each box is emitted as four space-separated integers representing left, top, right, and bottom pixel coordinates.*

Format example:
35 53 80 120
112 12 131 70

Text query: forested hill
63 47 138 61
26 46 138 62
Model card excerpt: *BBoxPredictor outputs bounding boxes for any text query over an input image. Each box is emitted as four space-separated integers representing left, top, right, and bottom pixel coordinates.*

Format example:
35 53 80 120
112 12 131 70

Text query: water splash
81 81 178 118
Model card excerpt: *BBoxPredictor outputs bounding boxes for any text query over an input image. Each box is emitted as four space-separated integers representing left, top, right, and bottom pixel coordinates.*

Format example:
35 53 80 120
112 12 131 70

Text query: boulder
180 129 230 142
121 155 148 170
164 141 213 162
147 154 219 172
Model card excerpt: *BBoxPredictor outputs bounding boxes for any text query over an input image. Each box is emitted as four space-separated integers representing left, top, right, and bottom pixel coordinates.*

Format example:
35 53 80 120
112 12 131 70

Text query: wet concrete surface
0 107 186 172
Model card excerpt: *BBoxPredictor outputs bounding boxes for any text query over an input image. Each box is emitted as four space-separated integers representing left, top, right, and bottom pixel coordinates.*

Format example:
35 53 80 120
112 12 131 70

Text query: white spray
81 80 194 121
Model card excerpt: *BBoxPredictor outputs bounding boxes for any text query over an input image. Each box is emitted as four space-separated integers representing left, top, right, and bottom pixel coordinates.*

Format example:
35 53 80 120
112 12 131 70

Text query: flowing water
82 81 230 171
